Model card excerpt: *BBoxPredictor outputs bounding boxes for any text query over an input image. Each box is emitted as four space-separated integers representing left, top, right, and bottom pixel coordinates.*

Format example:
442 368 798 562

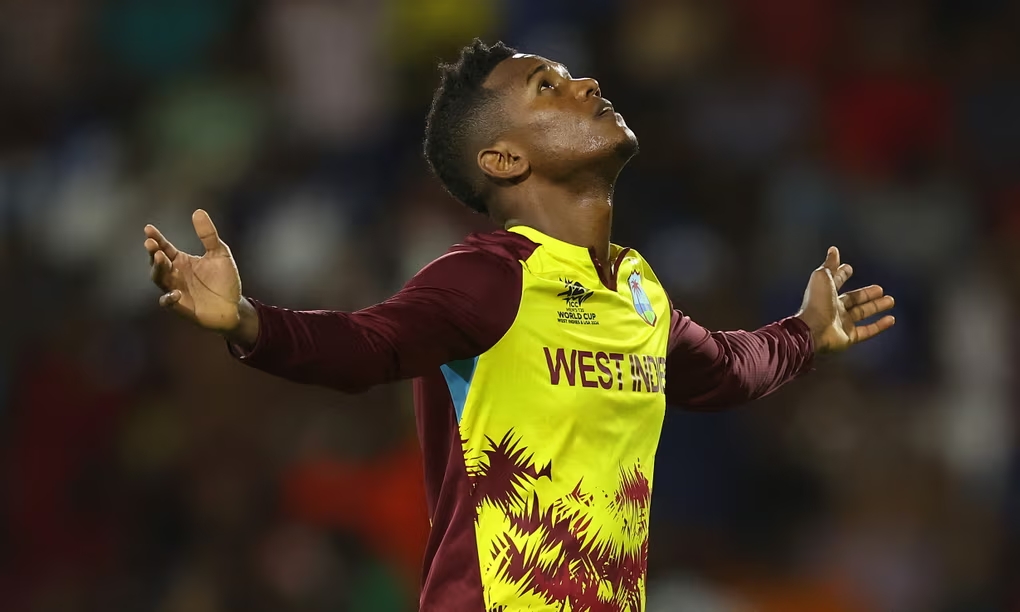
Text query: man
143 40 895 611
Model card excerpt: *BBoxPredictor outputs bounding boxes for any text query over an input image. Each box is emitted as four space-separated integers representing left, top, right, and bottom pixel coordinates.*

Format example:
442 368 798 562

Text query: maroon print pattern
467 430 651 611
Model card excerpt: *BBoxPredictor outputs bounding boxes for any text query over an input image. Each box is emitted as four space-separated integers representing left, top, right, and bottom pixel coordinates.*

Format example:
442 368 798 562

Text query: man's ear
478 142 529 183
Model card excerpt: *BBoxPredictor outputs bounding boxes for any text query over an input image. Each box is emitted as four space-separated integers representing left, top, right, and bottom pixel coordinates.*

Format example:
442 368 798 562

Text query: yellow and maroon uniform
235 226 813 611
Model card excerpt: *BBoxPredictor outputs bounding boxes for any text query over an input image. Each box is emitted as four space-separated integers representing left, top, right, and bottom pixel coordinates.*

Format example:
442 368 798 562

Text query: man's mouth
596 101 615 117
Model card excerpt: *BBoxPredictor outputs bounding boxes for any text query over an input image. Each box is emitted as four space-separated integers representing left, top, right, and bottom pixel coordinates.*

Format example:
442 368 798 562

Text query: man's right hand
144 209 258 348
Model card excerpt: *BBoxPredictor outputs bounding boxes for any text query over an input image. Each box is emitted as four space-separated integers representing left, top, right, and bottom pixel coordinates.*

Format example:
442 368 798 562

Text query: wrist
794 311 827 353
223 297 259 351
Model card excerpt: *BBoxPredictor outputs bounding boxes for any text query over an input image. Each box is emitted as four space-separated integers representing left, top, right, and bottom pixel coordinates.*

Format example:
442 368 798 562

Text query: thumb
822 246 840 272
192 209 227 255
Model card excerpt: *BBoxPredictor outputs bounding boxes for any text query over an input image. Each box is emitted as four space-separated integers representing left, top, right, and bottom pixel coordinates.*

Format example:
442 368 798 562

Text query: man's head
423 40 638 216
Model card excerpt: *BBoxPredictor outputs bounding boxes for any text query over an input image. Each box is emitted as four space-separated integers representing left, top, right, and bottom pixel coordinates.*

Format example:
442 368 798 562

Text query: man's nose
574 78 601 99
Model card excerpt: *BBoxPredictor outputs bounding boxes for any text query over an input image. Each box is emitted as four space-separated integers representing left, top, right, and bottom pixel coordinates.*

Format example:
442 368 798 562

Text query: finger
144 238 160 263
143 224 180 261
823 246 840 272
150 249 173 290
848 295 896 322
853 315 896 344
192 209 226 255
840 285 884 308
833 263 854 291
159 290 182 308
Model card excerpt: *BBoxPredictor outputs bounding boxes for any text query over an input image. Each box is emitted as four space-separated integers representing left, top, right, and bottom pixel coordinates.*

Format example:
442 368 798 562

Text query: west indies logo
556 279 598 325
628 271 656 326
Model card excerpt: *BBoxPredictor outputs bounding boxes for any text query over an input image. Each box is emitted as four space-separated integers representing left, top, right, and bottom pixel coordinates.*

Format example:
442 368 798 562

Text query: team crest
628 271 656 326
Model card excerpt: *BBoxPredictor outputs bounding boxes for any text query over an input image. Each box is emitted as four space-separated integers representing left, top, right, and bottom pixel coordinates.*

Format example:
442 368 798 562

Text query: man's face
483 54 638 181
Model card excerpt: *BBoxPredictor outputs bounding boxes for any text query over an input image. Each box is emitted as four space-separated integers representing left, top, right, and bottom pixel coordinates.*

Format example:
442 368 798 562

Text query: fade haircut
424 39 518 214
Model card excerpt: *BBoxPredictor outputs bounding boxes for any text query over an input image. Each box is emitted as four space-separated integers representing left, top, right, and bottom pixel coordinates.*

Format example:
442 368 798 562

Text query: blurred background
1 0 1019 610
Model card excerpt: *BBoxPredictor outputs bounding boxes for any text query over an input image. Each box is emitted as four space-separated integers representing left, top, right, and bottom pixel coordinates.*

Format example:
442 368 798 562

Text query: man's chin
614 128 639 161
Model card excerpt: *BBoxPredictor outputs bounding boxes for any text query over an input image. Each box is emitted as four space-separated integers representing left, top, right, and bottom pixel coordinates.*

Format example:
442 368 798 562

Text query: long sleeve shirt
233 226 814 611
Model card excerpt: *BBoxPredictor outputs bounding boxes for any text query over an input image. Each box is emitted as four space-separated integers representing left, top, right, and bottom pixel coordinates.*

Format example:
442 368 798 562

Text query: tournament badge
628 271 656 326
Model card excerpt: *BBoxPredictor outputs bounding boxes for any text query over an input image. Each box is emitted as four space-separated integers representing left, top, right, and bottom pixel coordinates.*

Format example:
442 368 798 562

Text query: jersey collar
507 225 595 262
507 225 629 291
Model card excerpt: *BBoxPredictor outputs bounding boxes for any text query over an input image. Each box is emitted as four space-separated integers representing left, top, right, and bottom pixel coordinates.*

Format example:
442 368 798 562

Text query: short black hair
424 39 518 214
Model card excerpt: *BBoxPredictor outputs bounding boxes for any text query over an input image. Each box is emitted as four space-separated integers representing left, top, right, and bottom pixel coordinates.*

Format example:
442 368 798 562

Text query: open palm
143 210 242 332
796 247 896 353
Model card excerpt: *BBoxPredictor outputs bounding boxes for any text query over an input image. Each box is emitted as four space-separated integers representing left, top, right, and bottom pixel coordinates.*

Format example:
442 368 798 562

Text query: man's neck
501 181 615 274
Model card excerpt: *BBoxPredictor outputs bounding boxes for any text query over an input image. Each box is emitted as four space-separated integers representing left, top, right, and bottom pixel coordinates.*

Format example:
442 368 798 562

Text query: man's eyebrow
525 63 550 84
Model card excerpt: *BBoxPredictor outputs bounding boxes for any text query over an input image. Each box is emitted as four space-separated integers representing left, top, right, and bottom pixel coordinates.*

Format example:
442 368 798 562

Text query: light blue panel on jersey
440 356 479 423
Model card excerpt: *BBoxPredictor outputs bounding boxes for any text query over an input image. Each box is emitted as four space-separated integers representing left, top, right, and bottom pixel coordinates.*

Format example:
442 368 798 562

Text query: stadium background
2 0 1019 610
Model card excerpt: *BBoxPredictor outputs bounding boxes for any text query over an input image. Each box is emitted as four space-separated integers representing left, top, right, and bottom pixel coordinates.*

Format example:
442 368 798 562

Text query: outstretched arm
664 314 814 409
230 251 519 392
665 247 895 409
144 211 520 393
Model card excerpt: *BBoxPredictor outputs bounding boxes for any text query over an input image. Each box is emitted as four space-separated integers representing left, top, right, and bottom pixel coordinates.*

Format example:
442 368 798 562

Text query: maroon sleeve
231 242 524 393
664 309 814 410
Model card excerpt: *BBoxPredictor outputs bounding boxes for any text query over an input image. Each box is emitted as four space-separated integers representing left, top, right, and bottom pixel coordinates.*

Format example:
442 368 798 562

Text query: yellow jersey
235 225 815 611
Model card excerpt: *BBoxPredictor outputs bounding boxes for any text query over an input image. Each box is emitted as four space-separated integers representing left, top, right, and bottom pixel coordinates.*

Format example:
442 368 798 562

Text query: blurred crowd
2 0 1020 610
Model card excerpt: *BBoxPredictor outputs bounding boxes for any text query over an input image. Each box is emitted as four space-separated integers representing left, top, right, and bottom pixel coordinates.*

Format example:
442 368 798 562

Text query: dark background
2 0 1019 610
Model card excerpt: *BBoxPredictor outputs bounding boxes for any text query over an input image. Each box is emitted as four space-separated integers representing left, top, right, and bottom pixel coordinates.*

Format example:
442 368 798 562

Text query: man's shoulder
453 229 541 263
407 230 539 289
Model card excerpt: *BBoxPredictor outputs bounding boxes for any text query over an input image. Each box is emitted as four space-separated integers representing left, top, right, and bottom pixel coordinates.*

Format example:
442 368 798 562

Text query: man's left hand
796 247 896 353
